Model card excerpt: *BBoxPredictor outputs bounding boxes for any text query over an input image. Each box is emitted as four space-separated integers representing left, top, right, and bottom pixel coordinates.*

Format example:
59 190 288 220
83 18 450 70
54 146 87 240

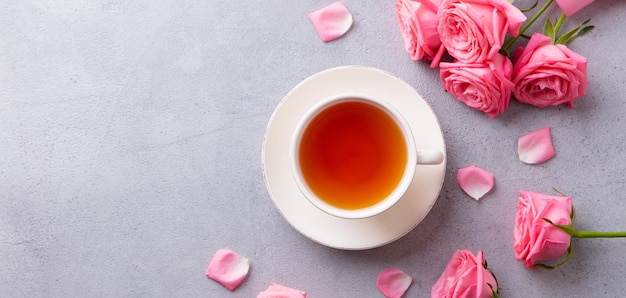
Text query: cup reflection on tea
291 94 443 219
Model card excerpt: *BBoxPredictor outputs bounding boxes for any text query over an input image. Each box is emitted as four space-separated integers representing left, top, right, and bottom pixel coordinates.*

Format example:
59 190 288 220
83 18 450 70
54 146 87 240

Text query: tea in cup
291 94 443 219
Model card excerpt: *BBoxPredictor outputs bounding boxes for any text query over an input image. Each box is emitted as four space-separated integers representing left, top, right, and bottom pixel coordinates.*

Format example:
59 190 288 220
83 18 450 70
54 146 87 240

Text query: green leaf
561 26 595 44
579 25 595 37
520 0 538 12
544 18 556 42
556 26 579 44
555 19 594 45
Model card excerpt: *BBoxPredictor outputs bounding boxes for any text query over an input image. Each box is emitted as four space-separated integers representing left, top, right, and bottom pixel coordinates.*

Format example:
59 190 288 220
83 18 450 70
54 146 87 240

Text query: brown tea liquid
298 100 408 210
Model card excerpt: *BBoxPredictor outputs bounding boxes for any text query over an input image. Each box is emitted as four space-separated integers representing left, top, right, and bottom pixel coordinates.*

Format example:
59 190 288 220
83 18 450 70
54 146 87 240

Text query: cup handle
416 151 444 165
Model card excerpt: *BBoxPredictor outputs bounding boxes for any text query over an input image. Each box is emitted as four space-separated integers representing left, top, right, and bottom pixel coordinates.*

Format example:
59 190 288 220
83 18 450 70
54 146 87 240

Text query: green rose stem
571 230 626 238
546 220 626 238
501 0 554 54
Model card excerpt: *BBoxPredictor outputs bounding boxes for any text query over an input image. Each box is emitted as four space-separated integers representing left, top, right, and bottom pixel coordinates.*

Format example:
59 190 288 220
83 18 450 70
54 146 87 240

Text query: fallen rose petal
457 165 495 200
518 126 556 164
205 248 250 291
376 268 412 298
308 1 353 42
555 0 595 16
257 282 307 298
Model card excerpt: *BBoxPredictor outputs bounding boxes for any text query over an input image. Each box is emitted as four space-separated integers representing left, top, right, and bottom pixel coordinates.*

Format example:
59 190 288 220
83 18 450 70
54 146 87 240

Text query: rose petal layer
518 126 555 164
205 248 250 291
308 1 353 42
376 268 412 298
457 165 495 200
257 282 306 298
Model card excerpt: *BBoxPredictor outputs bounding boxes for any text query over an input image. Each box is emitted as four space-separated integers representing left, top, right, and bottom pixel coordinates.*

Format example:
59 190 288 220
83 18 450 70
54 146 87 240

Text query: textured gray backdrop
1 0 625 297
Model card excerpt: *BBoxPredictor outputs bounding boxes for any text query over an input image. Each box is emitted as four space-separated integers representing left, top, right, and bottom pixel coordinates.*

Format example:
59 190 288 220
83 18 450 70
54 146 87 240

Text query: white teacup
291 93 443 219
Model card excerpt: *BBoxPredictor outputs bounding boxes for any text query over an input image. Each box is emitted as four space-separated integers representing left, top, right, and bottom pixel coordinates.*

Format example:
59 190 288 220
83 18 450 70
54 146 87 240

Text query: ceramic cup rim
290 93 417 219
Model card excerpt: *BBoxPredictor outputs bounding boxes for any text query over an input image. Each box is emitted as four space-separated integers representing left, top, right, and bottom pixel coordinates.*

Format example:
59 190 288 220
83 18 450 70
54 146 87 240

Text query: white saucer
262 66 446 250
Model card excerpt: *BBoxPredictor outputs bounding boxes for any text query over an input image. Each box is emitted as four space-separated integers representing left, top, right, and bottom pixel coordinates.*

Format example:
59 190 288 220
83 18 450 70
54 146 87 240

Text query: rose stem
546 219 626 238
572 230 626 238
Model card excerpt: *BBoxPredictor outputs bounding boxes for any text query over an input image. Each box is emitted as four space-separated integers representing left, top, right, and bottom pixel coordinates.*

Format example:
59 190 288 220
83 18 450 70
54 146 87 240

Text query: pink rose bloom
514 190 573 269
512 33 588 108
555 0 595 16
440 54 514 118
432 250 498 298
437 0 526 63
395 0 443 62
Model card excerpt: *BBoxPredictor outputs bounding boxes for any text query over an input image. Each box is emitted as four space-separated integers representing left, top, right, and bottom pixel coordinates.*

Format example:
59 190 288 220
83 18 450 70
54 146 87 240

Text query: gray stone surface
1 0 625 297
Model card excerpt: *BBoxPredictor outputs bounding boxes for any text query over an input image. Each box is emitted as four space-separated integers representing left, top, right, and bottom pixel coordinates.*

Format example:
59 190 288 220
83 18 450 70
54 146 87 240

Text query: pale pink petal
518 126 556 164
308 1 353 42
376 268 412 298
205 248 250 291
257 282 307 298
457 165 495 200
555 0 595 16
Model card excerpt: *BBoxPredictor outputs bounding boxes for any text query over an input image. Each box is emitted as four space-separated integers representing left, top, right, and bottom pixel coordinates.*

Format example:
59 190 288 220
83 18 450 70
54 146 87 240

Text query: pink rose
440 54 514 118
555 0 595 16
432 250 498 298
395 0 443 62
437 0 526 63
514 190 573 269
511 33 588 108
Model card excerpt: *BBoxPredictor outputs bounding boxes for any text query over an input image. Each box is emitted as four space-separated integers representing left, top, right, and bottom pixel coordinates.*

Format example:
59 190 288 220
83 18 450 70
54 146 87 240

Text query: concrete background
1 0 625 297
